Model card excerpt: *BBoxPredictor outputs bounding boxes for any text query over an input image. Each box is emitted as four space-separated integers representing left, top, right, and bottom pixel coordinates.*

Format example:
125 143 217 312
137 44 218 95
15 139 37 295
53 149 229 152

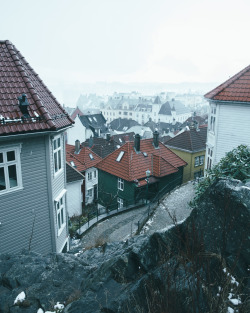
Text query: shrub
191 145 250 206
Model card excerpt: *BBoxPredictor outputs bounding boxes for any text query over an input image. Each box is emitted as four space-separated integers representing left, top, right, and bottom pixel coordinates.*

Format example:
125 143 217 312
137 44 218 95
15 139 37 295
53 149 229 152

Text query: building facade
204 65 250 169
0 40 74 254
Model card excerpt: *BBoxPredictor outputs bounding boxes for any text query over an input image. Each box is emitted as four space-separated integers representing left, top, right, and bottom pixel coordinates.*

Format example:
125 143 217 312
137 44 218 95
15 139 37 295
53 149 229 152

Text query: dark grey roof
109 118 139 131
159 102 172 115
166 126 207 152
79 114 107 134
170 99 191 114
82 137 117 158
66 163 84 183
159 100 191 116
154 96 161 104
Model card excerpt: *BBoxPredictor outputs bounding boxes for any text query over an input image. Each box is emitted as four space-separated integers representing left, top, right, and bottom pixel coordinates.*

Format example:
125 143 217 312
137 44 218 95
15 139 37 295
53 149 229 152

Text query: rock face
0 179 249 313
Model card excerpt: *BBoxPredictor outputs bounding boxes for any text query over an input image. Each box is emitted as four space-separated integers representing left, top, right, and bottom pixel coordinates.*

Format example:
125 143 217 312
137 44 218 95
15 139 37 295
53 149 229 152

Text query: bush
191 145 250 206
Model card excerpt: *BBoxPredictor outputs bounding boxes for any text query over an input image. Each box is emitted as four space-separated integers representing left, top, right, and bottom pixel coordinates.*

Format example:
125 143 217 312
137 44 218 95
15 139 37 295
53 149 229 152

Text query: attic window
89 153 94 160
88 117 93 122
116 151 125 162
116 145 121 149
93 117 97 122
119 138 122 143
142 152 148 157
70 161 76 167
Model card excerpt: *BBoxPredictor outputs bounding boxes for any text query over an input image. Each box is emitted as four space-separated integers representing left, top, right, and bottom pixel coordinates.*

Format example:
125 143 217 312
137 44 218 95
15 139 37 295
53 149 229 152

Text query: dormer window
89 153 94 160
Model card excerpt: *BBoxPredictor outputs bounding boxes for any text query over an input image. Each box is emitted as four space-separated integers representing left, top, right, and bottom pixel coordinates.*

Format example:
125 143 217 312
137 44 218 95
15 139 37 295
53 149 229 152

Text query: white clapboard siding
215 103 250 163
66 181 83 217
0 136 53 254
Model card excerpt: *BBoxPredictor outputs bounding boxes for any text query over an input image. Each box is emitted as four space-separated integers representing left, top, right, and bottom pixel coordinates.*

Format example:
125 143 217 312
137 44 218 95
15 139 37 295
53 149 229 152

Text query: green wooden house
96 132 187 210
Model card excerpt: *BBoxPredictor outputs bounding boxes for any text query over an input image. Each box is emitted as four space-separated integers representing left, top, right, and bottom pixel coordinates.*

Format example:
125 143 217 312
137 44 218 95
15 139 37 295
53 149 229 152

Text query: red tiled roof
96 139 187 181
204 65 250 102
66 144 102 172
0 40 74 135
70 107 84 120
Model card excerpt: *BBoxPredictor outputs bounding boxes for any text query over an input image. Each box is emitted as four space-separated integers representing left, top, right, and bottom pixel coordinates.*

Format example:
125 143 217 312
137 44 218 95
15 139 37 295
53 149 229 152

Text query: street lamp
146 169 151 204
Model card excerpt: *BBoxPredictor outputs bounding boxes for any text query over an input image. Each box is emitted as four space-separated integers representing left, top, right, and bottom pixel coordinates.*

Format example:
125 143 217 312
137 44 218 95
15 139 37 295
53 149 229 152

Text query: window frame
117 197 123 209
0 145 22 195
53 135 63 175
88 171 93 181
118 177 124 191
55 191 66 236
194 155 205 167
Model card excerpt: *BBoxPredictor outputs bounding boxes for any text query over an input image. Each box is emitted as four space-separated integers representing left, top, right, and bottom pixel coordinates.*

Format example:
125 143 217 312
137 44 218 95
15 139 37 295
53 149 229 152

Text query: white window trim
117 197 123 209
53 135 63 177
0 145 23 195
54 190 67 237
118 177 124 191
88 171 93 181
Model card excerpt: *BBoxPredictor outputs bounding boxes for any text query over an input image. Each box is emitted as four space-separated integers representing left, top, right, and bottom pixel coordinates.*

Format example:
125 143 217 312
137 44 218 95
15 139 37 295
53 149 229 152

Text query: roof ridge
6 41 56 129
204 64 250 100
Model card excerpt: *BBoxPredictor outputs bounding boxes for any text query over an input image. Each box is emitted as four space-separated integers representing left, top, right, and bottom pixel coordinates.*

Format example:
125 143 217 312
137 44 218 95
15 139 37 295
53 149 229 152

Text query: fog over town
1 0 250 107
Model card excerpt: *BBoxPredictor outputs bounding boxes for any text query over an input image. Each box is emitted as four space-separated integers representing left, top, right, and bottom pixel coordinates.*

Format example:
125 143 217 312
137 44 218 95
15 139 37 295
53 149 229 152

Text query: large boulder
0 179 249 312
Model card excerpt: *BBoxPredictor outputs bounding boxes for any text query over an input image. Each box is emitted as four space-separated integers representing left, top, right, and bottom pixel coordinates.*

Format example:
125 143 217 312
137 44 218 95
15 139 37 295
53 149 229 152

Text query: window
87 188 93 197
55 193 66 235
89 153 94 160
0 146 22 193
53 136 62 173
117 197 123 209
118 177 124 191
195 155 205 167
209 105 216 132
200 155 204 165
94 170 97 178
116 151 125 162
88 172 92 180
194 170 203 179
207 148 213 170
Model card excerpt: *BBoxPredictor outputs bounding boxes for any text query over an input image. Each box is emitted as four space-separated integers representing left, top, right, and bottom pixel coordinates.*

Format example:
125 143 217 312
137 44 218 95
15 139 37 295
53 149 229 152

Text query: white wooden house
204 65 250 169
0 40 74 254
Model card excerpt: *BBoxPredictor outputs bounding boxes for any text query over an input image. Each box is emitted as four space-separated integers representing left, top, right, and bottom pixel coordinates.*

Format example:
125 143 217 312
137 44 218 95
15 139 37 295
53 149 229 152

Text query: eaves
166 145 205 154
0 126 72 143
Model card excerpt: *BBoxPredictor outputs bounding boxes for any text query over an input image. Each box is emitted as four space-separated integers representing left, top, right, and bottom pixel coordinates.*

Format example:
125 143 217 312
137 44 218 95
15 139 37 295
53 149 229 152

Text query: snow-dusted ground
141 181 195 235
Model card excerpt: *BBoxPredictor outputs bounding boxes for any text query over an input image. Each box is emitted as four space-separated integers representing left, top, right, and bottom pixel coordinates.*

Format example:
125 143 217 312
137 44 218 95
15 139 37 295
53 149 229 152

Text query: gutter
0 125 72 142
166 145 205 154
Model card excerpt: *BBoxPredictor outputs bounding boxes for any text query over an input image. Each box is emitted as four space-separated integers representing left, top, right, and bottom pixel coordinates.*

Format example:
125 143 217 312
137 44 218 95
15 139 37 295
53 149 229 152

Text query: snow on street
141 182 195 235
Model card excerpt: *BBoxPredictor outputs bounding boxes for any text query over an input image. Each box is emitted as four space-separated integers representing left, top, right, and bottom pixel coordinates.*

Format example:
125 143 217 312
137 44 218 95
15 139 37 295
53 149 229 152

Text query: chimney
106 133 111 141
153 131 159 148
75 140 81 154
134 134 140 152
18 94 30 117
88 137 93 148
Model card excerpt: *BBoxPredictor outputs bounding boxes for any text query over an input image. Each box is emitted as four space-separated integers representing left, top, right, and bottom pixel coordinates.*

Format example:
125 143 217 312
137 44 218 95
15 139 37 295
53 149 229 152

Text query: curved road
71 182 195 251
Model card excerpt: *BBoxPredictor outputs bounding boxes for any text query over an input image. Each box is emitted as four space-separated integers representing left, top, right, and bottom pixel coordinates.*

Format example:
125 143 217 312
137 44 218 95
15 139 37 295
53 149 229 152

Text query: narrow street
72 182 196 251
75 206 150 250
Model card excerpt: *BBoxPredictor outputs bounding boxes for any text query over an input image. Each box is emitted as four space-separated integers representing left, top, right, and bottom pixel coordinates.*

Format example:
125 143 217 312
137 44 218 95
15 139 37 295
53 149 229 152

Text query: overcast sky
1 0 250 100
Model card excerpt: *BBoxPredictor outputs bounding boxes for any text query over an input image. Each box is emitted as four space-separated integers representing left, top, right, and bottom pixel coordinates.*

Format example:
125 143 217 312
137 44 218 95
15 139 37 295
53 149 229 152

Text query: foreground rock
0 179 249 313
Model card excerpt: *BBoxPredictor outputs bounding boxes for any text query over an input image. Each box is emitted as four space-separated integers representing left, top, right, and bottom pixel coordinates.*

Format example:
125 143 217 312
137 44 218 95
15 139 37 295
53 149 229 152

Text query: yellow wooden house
166 126 207 183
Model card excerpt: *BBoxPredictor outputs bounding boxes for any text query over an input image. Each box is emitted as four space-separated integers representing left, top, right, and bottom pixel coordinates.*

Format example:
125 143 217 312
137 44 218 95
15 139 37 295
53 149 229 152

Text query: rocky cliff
0 179 249 313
